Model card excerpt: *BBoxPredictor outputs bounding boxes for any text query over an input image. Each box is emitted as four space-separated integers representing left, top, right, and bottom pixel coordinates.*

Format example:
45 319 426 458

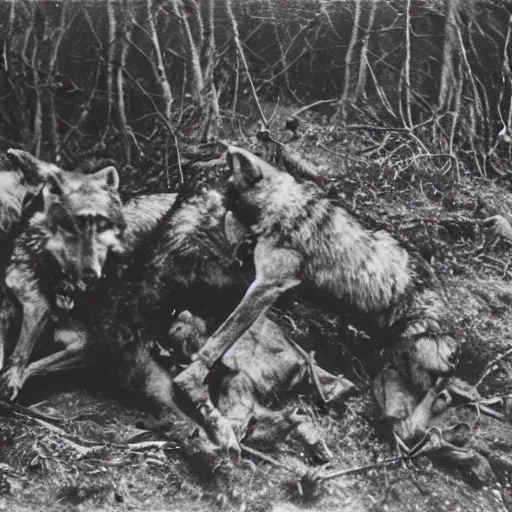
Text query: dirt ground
2 105 512 511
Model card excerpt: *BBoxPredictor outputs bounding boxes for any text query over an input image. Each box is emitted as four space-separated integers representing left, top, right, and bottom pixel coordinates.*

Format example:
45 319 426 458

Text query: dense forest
1 0 512 181
2 1 512 511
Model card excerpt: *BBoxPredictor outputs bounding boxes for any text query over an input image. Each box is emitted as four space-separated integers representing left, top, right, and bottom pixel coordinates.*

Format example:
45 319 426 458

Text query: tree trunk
173 0 204 105
117 1 134 163
48 1 68 159
438 0 459 110
332 0 362 124
147 0 173 120
106 0 117 132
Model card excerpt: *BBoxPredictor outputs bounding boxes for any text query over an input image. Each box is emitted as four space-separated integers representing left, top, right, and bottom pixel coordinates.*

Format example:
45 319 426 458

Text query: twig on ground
290 99 337 119
0 399 64 423
475 347 512 389
240 443 302 476
127 440 169 450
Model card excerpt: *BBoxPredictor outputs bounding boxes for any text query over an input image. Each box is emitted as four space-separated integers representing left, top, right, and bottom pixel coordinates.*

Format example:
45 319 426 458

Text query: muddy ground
1 104 512 511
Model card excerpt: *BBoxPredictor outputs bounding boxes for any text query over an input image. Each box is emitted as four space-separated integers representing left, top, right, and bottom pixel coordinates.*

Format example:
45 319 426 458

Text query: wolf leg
123 343 239 453
173 243 301 443
23 325 91 379
0 293 50 400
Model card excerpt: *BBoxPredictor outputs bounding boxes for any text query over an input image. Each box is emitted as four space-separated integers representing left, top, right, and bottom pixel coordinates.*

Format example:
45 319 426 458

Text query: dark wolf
0 150 177 398
71 188 250 444
172 145 460 448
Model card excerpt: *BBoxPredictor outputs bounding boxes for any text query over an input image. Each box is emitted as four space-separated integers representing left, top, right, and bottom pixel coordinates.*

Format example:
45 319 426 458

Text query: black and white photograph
0 0 511 510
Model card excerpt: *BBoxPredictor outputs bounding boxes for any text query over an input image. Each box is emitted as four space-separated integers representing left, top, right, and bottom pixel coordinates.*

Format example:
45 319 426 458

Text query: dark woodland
2 0 512 511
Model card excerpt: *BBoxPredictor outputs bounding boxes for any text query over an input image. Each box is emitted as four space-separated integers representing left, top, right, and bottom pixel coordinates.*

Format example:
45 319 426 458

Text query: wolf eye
96 218 113 232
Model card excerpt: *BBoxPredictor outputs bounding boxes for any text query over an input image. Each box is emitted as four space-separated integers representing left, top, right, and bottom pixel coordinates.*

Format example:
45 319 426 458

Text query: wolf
0 149 78 370
164 309 354 462
64 188 250 443
0 150 177 398
0 149 62 278
172 145 461 448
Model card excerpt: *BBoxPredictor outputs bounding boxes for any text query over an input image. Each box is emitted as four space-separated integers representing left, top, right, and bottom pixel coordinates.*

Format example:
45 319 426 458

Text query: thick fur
71 190 249 430
0 150 76 368
39 165 125 288
0 186 177 399
173 146 460 447
0 150 60 278
0 153 126 398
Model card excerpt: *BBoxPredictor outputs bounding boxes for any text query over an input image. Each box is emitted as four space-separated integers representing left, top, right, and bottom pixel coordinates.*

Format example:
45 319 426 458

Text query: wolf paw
203 410 241 455
0 367 25 401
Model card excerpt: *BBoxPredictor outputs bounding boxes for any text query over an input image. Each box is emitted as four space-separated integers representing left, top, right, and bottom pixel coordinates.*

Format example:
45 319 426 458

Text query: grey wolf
0 149 72 370
2 153 243 443
165 309 355 462
0 149 61 278
73 184 354 448
172 145 460 448
0 150 176 398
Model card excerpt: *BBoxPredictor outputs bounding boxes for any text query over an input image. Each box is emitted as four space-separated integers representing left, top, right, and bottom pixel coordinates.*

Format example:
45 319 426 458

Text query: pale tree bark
332 0 362 123
355 0 377 101
48 0 68 159
147 0 173 120
403 0 413 128
199 0 220 140
185 0 204 52
173 0 204 105
438 0 459 109
106 0 117 131
31 8 43 157
117 0 134 163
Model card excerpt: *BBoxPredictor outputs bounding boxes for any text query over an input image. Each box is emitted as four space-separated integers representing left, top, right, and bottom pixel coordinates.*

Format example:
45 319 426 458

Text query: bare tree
106 0 117 134
332 0 362 123
172 0 204 105
30 5 43 157
147 0 173 120
117 0 135 163
438 0 459 110
47 1 68 159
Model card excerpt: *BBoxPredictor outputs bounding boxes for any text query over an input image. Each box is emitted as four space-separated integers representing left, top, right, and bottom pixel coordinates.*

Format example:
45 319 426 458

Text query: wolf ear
224 210 250 246
90 166 119 190
226 147 263 184
6 148 60 185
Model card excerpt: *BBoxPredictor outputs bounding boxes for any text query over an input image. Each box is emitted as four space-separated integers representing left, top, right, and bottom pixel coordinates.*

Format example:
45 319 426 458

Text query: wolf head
12 150 126 289
224 145 297 227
